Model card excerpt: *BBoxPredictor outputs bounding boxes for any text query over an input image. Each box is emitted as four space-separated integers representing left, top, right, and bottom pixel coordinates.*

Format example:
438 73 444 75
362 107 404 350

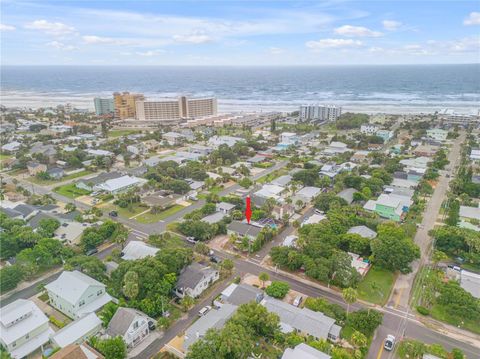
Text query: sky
1 0 479 65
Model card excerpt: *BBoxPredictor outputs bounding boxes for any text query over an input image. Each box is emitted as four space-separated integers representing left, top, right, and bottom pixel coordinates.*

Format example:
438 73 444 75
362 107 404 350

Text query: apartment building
114 92 145 119
300 104 342 122
93 97 114 116
135 96 217 122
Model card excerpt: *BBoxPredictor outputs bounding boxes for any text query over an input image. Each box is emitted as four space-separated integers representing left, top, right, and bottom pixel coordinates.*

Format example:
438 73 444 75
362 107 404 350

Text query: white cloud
464 12 480 26
136 49 165 56
306 38 363 50
82 35 128 45
368 46 384 53
172 32 212 44
334 25 382 37
268 47 285 55
0 23 16 31
46 41 77 51
25 19 75 36
382 20 402 31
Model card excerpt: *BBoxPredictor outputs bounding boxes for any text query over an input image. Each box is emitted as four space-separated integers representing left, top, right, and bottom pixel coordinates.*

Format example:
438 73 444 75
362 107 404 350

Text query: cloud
82 35 128 45
464 12 480 26
268 47 285 55
0 23 16 31
25 19 75 36
382 20 402 31
306 38 363 50
135 49 165 56
46 41 77 51
334 25 382 37
172 32 212 44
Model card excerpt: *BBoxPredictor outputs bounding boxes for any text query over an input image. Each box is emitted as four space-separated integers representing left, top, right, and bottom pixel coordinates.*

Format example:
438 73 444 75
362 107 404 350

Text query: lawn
357 266 395 305
136 204 186 224
257 169 287 184
29 170 93 185
108 129 141 138
0 154 12 160
430 305 480 334
209 185 224 194
54 183 91 198
105 203 148 219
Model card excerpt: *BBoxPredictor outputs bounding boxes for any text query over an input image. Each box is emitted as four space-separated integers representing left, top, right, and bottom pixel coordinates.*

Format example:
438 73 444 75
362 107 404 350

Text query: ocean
1 65 479 114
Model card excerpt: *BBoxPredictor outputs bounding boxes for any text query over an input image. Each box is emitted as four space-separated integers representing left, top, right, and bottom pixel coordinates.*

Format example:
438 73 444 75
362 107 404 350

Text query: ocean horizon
1 64 479 114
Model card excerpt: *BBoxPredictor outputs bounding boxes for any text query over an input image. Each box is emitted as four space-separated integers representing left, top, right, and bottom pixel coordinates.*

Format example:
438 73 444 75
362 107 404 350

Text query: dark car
85 248 98 256
148 320 156 330
109 211 118 217
210 255 221 263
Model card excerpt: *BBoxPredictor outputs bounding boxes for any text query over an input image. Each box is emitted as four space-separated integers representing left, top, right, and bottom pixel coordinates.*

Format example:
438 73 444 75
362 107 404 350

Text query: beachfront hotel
300 104 342 122
114 92 145 119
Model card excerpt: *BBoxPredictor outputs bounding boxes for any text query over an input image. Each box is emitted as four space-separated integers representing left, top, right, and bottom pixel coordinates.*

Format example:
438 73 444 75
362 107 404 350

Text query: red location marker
245 196 252 224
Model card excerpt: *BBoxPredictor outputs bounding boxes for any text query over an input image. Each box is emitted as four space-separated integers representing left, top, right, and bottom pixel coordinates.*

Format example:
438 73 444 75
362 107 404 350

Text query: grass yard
54 183 91 198
29 170 93 185
357 266 395 306
209 185 224 194
106 203 148 219
257 169 287 184
108 129 141 138
430 305 480 334
0 153 12 160
136 204 186 224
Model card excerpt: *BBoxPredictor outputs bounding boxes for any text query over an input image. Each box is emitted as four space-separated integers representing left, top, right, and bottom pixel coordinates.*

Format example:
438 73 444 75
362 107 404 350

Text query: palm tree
342 287 358 316
259 272 270 289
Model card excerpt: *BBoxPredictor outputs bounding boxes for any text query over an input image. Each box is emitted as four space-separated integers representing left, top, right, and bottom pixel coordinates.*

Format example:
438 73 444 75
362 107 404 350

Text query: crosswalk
130 229 149 241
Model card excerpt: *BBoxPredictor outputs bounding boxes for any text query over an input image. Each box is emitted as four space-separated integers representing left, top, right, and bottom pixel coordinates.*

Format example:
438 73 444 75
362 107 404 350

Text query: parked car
148 320 156 330
85 248 98 256
293 295 303 307
186 236 196 243
198 305 212 317
210 255 221 263
109 210 118 217
189 195 198 201
384 335 396 351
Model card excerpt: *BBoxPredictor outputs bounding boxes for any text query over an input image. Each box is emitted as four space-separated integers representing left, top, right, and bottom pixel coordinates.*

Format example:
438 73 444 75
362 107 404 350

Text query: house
301 213 327 226
360 125 379 135
107 308 153 349
470 148 480 161
27 161 47 176
163 132 186 146
399 157 431 170
282 235 298 247
460 270 480 299
413 145 438 157
93 175 147 194
143 192 181 209
50 344 104 359
86 149 114 157
175 262 219 298
227 221 263 240
220 283 264 306
0 299 54 359
208 135 242 148
29 143 57 163
216 202 235 214
426 128 448 142
1 141 21 153
364 193 412 222
201 211 227 224
188 144 213 156
271 175 293 187
337 188 357 204
253 184 285 205
45 270 113 319
323 141 350 155
76 172 123 192
55 221 89 245
121 241 160 260
349 252 371 276
280 132 299 145
183 304 237 352
351 150 370 163
272 203 295 221
391 178 418 189
376 129 394 142
50 313 102 348
47 167 65 179
296 186 321 203
319 163 342 178
459 205 480 223
261 297 341 342
282 343 331 359
348 226 377 239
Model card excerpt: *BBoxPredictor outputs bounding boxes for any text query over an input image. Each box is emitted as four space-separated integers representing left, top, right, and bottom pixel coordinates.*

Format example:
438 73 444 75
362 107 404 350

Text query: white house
0 299 54 359
282 343 331 359
216 202 235 214
208 135 242 148
45 270 113 319
470 148 480 161
50 313 102 348
360 125 379 135
175 263 219 298
86 149 114 157
280 132 299 145
426 128 448 142
94 175 147 194
1 141 21 153
121 241 160 261
107 308 153 349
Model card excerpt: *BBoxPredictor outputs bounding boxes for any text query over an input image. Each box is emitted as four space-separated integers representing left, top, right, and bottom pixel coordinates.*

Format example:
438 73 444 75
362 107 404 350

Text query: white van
198 305 212 316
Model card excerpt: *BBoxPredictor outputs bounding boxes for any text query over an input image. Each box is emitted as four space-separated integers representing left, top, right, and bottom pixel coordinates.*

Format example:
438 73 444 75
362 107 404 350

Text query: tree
346 309 383 337
65 203 76 213
350 330 367 349
122 271 139 299
265 281 290 299
180 295 195 312
371 223 420 273
193 242 210 255
37 218 60 238
92 336 127 359
342 287 357 316
219 259 234 277
99 302 119 327
65 255 107 282
258 272 270 288
0 265 24 293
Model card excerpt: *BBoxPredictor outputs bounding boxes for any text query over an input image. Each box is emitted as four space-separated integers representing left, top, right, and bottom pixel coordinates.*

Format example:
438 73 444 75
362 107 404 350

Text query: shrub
265 281 290 299
49 315 66 329
416 306 430 316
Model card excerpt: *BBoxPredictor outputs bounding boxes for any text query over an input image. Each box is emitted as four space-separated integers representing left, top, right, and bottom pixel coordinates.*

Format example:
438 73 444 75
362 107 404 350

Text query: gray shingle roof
107 307 145 337
176 263 217 291
227 221 263 238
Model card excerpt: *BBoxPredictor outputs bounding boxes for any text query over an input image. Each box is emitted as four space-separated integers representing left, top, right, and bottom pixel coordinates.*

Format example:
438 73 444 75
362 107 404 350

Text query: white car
384 335 396 351
293 296 303 307
198 305 212 317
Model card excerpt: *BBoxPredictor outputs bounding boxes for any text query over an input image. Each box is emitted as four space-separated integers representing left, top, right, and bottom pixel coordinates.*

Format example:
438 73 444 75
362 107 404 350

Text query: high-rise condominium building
135 96 217 121
300 104 342 122
114 92 145 119
94 97 115 115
